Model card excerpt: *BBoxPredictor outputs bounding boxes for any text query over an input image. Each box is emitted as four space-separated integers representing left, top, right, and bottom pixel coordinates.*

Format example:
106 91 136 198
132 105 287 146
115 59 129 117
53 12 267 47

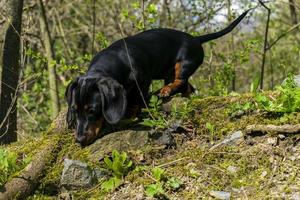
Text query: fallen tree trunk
0 135 62 200
245 124 300 135
0 111 68 200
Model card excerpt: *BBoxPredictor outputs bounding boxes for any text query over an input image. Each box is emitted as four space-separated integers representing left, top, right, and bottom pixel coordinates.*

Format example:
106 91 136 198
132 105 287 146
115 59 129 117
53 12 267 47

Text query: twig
91 0 96 55
156 157 188 168
20 105 38 125
258 0 271 90
117 23 155 121
143 171 158 182
246 124 300 134
266 22 300 50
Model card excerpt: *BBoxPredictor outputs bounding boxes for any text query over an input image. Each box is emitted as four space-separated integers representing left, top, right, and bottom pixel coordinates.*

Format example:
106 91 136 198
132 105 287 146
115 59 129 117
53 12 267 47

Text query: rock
295 75 300 87
88 130 150 161
167 120 185 133
230 110 245 119
210 130 243 150
60 159 97 190
88 129 176 161
227 166 238 174
50 110 68 134
209 191 231 200
220 130 243 146
149 130 175 147
161 97 189 113
291 193 300 200
278 134 285 139
282 74 300 87
94 168 110 179
260 171 268 178
59 192 73 200
267 137 278 146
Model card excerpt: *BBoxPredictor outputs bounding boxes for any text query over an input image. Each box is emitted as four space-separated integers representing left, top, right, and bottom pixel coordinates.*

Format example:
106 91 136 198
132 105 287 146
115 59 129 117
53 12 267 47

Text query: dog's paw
158 86 172 97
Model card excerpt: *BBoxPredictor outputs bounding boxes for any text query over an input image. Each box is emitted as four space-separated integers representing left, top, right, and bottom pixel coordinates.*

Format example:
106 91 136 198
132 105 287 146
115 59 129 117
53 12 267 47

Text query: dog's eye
88 109 96 115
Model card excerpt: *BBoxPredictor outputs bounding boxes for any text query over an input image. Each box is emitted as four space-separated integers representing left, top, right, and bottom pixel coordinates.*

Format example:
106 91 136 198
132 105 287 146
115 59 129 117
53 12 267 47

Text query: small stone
221 130 244 145
291 193 300 200
230 110 245 119
94 168 110 179
267 137 278 146
60 159 97 190
278 134 285 139
161 97 188 113
231 188 240 193
289 156 296 161
227 166 238 174
149 130 175 147
282 74 300 87
59 192 73 200
209 191 231 200
260 171 268 178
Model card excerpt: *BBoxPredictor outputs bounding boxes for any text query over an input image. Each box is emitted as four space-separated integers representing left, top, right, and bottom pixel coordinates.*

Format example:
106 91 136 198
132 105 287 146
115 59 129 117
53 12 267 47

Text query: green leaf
189 169 200 179
104 157 113 169
145 183 164 197
152 167 164 181
167 177 183 190
140 118 155 127
250 76 260 93
101 177 122 192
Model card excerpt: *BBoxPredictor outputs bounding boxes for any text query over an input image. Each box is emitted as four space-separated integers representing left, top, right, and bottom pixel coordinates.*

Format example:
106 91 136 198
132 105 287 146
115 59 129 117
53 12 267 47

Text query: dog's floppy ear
97 78 127 124
65 79 78 128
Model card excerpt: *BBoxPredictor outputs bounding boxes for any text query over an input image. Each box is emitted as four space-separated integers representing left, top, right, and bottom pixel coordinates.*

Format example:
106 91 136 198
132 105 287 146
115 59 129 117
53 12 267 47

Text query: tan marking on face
86 118 104 144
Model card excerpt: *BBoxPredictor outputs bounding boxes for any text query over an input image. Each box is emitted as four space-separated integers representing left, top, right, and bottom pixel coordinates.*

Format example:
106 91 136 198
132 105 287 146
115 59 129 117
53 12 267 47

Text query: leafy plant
101 150 133 191
152 167 165 181
205 122 215 134
101 176 122 192
140 95 167 129
171 99 193 120
255 74 300 113
121 2 158 31
144 167 183 198
229 102 254 115
140 117 166 129
145 182 165 198
250 75 261 93
0 148 30 186
166 177 183 191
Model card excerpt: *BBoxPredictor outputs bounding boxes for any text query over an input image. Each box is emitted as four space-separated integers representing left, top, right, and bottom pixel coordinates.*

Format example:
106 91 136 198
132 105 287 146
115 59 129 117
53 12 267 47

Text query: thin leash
117 23 156 120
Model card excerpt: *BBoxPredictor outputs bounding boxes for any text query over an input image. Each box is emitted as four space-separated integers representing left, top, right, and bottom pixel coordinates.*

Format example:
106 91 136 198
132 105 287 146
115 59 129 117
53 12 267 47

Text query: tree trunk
0 0 24 144
38 0 60 119
0 133 63 200
227 0 236 92
289 0 298 25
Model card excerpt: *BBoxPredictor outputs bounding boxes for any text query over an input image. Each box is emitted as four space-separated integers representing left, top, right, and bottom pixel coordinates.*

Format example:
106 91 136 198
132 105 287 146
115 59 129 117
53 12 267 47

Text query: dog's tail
195 9 251 44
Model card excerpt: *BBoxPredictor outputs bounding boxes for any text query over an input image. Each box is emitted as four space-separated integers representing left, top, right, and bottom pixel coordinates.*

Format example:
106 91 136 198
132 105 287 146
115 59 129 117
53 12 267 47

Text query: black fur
66 9 250 145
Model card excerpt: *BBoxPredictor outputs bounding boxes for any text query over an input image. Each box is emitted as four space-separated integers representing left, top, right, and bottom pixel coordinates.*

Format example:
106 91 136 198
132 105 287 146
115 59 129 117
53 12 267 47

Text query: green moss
7 92 299 199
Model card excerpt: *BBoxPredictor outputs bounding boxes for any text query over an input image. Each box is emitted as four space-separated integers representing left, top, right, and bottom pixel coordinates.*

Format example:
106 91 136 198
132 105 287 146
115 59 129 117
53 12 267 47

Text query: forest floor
2 92 300 199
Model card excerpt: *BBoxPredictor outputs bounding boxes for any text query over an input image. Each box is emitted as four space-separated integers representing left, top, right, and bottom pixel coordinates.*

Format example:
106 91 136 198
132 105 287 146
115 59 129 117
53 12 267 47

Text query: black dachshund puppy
66 9 250 146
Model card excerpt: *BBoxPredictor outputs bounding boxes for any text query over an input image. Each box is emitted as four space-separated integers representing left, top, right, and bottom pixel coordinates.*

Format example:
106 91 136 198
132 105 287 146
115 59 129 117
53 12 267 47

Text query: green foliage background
0 0 299 136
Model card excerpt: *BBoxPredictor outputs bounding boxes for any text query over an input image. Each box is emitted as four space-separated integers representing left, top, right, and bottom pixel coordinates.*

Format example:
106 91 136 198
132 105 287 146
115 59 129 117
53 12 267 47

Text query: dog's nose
75 135 87 145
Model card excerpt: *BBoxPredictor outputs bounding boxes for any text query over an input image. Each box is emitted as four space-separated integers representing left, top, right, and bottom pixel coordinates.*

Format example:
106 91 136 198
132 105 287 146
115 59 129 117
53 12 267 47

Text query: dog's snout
75 135 87 145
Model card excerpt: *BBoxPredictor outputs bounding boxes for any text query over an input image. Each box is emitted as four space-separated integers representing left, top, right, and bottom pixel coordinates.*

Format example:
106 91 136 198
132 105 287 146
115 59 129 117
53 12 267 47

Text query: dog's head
65 76 127 146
